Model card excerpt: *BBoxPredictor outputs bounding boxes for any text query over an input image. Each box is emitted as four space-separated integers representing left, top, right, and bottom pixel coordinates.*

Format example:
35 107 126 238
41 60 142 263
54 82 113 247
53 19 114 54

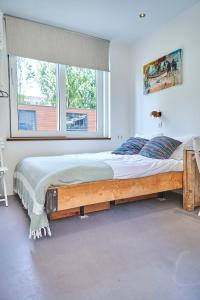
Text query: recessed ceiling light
139 13 146 18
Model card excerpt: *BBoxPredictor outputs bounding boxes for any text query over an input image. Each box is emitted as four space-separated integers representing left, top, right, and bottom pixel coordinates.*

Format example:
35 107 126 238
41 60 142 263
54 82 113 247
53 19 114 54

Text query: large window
10 56 109 138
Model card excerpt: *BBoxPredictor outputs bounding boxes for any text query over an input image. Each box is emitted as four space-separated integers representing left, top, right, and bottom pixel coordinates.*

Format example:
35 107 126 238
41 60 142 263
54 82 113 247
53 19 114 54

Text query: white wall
3 1 199 195
131 2 200 137
0 42 132 194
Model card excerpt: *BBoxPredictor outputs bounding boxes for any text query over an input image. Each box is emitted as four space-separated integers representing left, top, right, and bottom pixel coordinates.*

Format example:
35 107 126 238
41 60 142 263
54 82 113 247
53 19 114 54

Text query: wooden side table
183 147 200 211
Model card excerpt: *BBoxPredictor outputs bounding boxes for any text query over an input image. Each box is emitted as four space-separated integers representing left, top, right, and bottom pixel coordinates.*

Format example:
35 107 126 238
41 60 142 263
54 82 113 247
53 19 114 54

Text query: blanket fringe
29 226 51 240
15 185 52 240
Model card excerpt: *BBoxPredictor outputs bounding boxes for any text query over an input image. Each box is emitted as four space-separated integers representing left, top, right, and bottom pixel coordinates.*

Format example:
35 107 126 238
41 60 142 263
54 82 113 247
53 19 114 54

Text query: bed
14 151 183 239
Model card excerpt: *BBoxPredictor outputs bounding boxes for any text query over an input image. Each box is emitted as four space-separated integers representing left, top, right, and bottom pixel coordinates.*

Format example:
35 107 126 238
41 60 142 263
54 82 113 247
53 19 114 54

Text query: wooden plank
48 202 110 220
194 156 200 207
7 137 111 141
183 149 188 210
183 149 200 211
187 151 195 211
49 172 183 211
190 152 196 210
114 193 159 205
49 207 79 220
85 201 110 213
183 150 194 211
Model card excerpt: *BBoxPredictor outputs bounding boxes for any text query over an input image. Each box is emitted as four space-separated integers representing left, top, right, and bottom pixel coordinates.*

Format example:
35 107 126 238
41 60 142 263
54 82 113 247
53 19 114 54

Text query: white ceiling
0 0 199 42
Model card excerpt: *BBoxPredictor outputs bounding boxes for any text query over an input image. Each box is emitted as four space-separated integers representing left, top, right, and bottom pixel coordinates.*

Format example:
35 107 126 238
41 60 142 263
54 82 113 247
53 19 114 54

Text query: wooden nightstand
183 147 200 211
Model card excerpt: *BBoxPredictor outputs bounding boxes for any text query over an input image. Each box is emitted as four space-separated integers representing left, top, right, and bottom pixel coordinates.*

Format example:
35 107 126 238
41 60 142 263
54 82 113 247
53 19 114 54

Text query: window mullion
9 56 19 137
103 72 110 137
58 64 66 134
55 64 60 131
96 71 103 135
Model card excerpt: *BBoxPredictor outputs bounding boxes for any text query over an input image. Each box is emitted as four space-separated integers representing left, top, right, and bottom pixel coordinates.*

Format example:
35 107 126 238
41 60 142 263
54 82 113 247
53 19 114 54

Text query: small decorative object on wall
150 110 162 127
143 49 183 95
150 110 162 118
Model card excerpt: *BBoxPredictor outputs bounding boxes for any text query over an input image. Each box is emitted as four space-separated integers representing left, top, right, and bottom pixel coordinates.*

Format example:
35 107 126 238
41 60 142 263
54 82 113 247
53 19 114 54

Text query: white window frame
9 56 110 138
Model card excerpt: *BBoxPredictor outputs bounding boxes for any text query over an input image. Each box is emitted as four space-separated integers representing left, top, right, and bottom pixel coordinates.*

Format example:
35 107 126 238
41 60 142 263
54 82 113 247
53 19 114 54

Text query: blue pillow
139 136 182 159
112 137 149 155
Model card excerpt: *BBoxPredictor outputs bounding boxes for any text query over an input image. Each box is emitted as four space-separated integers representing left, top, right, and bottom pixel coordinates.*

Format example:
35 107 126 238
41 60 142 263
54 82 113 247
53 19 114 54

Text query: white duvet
65 152 183 179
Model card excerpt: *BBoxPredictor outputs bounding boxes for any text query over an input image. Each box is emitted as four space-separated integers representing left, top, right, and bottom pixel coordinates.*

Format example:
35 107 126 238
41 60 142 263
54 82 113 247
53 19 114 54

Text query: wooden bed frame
46 171 183 220
183 148 200 211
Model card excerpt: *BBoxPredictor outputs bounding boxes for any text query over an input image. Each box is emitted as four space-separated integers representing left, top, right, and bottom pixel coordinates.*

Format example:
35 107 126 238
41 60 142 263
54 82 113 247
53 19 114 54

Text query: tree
66 66 96 109
36 62 57 107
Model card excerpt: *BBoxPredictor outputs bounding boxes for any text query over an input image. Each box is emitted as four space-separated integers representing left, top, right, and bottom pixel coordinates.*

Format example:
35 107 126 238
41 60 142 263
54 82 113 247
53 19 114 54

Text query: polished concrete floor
0 193 200 300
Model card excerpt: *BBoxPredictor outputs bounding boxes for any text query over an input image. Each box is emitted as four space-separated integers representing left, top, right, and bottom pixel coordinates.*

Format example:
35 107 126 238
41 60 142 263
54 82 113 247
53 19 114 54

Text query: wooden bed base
49 202 110 220
47 171 183 220
113 193 159 205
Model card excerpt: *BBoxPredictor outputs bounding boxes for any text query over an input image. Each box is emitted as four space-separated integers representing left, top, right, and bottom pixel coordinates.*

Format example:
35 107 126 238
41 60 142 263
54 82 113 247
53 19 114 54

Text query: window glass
65 66 97 132
18 110 36 130
16 57 58 131
66 112 88 131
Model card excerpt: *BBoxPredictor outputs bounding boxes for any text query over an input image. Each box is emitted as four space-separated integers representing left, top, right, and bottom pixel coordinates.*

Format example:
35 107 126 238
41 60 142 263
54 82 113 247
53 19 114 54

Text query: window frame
9 56 110 138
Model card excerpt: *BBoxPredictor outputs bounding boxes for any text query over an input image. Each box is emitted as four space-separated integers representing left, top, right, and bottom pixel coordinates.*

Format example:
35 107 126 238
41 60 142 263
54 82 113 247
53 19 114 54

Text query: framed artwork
143 49 183 95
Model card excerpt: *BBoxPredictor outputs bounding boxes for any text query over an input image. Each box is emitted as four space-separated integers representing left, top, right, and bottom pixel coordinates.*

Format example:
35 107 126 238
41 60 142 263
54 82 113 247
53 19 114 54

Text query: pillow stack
112 135 182 159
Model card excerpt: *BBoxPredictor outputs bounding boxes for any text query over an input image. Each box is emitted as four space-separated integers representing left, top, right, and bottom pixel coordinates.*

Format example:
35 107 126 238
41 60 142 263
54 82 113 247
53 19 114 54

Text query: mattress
65 151 183 179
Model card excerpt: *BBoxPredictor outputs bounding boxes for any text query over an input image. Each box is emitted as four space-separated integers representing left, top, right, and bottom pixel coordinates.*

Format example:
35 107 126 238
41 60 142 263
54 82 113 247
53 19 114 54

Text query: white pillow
170 136 193 160
135 133 163 140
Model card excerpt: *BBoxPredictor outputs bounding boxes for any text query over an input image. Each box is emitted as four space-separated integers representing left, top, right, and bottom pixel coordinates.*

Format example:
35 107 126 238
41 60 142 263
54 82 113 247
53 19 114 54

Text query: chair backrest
193 137 200 172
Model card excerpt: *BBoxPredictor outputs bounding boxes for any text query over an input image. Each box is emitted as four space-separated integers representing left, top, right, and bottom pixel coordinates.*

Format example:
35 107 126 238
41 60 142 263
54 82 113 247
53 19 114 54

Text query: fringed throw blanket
14 155 114 239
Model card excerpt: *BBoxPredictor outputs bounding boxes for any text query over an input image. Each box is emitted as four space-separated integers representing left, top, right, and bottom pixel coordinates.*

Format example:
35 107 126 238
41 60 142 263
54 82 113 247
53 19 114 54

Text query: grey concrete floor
0 193 200 300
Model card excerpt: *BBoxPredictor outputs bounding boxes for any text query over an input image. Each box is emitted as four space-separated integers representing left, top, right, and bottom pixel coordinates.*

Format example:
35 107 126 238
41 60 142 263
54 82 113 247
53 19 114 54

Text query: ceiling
0 0 199 42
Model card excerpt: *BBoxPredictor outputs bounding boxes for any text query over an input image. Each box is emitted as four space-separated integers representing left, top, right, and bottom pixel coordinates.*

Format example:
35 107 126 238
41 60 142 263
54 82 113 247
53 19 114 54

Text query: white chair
193 137 200 216
0 140 8 206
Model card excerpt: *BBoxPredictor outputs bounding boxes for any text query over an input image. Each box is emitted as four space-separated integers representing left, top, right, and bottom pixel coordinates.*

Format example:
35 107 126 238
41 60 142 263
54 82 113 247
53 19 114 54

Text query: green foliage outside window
66 66 96 109
36 62 57 107
17 57 97 109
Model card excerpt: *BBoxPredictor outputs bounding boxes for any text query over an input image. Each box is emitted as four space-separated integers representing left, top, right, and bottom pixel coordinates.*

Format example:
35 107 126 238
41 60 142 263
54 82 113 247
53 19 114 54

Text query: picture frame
143 49 183 95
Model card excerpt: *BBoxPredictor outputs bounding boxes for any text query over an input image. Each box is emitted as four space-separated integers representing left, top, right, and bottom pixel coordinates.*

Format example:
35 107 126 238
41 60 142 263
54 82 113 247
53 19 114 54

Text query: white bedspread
65 152 183 179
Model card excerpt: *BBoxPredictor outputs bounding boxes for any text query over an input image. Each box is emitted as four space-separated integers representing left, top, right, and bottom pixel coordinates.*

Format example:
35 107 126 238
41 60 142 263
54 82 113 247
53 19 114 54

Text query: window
10 56 109 138
18 110 36 130
66 113 88 131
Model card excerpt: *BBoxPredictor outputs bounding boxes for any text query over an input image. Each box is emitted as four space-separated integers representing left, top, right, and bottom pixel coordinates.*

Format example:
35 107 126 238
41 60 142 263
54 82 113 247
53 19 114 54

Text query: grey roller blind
5 16 110 71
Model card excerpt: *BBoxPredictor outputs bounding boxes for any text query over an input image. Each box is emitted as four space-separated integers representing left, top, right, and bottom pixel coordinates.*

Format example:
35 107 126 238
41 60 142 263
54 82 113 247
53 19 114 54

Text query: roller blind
5 16 110 71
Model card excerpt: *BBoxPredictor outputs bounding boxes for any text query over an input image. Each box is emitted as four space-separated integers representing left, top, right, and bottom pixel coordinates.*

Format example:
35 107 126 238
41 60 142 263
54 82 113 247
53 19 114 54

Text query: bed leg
80 206 88 219
158 192 167 201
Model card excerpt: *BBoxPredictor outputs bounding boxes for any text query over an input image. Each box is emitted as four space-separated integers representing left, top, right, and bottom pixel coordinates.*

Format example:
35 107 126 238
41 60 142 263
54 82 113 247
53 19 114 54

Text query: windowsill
7 137 111 141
